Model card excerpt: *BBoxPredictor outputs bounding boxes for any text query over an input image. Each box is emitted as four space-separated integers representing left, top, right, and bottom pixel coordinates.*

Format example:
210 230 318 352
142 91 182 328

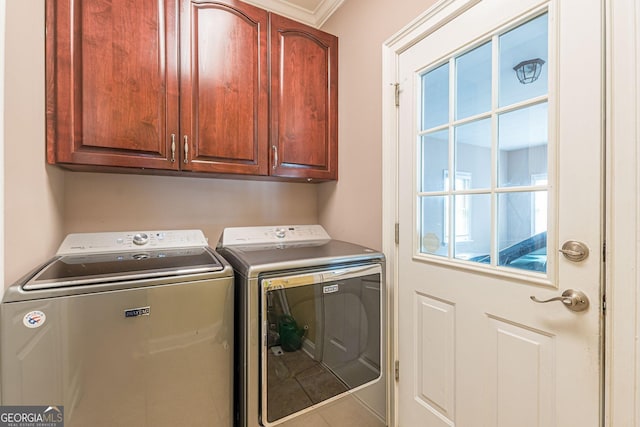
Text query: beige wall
2 0 317 286
3 0 436 286
4 0 65 286
63 172 318 245
318 0 437 250
0 1 5 296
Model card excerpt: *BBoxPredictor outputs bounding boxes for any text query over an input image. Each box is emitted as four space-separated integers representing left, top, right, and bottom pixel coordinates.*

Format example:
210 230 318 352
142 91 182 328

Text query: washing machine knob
275 228 287 239
133 233 149 246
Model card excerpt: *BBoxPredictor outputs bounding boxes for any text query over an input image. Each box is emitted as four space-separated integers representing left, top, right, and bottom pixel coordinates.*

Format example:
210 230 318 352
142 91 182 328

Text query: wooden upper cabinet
46 0 180 170
270 14 338 181
180 0 269 175
47 0 337 181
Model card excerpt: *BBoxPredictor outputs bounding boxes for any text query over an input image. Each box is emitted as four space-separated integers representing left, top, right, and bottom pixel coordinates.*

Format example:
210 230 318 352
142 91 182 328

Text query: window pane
421 130 449 192
454 194 491 262
416 12 552 277
455 119 491 190
456 42 492 120
498 102 548 188
497 192 547 273
420 196 447 257
499 14 548 107
422 63 449 130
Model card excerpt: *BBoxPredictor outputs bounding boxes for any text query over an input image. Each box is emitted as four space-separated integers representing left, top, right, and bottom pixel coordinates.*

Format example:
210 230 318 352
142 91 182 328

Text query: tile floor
266 348 348 422
278 393 386 427
265 348 386 427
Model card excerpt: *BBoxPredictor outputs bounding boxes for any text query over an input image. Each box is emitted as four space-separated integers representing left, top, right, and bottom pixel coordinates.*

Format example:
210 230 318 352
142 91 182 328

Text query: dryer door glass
260 265 382 424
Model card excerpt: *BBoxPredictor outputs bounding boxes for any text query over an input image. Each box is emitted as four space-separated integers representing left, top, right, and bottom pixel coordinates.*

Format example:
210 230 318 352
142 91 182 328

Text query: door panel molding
488 315 554 427
415 293 455 421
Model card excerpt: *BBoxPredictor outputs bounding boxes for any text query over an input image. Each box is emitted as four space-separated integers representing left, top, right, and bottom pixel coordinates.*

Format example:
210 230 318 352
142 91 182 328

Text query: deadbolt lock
559 240 589 262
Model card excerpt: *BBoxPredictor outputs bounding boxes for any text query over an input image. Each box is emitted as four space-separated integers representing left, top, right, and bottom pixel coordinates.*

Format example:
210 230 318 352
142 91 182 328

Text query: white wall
318 0 438 250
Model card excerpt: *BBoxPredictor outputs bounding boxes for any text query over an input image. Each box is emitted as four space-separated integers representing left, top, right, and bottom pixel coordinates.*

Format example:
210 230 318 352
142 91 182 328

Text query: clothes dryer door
259 264 382 425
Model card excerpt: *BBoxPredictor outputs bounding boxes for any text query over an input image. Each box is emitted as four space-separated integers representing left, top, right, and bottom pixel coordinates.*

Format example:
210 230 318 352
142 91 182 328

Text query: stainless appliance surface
1 230 234 427
218 225 387 427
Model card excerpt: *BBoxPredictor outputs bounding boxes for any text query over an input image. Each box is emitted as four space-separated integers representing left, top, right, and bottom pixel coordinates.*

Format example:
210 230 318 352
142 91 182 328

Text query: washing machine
1 229 234 427
217 225 387 427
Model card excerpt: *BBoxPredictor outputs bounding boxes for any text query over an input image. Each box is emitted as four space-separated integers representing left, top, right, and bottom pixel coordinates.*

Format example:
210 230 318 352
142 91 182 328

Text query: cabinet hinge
602 240 606 262
602 294 607 316
394 83 400 107
395 360 400 381
395 223 399 245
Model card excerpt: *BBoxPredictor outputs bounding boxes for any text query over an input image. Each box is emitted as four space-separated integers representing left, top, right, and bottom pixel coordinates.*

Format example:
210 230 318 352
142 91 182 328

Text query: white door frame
382 0 640 425
604 0 640 425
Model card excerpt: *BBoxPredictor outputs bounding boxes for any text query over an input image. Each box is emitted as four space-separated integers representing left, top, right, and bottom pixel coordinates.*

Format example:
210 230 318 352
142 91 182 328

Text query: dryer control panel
219 225 330 246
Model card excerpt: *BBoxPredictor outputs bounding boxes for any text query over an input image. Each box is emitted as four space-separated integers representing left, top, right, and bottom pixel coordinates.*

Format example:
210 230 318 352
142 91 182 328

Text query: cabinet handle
183 135 189 164
170 134 176 163
272 145 278 170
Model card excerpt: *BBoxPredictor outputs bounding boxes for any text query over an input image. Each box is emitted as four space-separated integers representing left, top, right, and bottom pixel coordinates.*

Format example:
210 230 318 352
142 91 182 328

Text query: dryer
218 225 387 427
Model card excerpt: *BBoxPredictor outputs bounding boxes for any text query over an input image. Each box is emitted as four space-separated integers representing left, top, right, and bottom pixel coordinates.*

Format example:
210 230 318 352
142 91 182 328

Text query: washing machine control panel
56 229 209 255
220 225 331 246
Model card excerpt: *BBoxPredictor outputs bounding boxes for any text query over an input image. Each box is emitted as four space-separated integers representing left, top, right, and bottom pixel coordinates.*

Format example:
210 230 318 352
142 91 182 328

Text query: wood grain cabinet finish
270 14 338 181
180 0 269 175
46 0 181 170
47 0 337 181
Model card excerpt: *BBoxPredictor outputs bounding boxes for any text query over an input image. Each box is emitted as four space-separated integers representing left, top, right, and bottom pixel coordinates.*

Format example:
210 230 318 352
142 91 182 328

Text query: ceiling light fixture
513 58 545 84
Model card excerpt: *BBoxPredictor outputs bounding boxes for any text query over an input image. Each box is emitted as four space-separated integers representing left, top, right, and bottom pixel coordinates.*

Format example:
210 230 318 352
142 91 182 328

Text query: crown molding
241 0 345 28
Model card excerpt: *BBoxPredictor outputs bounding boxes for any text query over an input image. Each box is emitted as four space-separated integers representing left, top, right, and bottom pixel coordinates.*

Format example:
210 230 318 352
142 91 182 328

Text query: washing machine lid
23 247 223 291
12 230 225 292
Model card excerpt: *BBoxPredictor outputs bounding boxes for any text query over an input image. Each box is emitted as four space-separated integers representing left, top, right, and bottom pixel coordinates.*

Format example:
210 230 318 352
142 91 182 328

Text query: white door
395 0 602 426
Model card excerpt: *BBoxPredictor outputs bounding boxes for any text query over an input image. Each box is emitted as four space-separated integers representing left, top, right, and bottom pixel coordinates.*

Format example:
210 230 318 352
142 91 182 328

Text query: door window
418 13 549 274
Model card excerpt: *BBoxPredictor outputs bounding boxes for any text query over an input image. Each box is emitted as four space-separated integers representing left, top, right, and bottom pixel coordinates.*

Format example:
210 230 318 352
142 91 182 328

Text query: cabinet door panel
181 0 269 175
47 0 180 169
271 14 338 181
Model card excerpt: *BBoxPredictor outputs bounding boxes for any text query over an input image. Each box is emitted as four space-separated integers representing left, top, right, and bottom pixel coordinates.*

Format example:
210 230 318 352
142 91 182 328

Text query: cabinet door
270 14 338 181
46 0 180 170
180 0 269 175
